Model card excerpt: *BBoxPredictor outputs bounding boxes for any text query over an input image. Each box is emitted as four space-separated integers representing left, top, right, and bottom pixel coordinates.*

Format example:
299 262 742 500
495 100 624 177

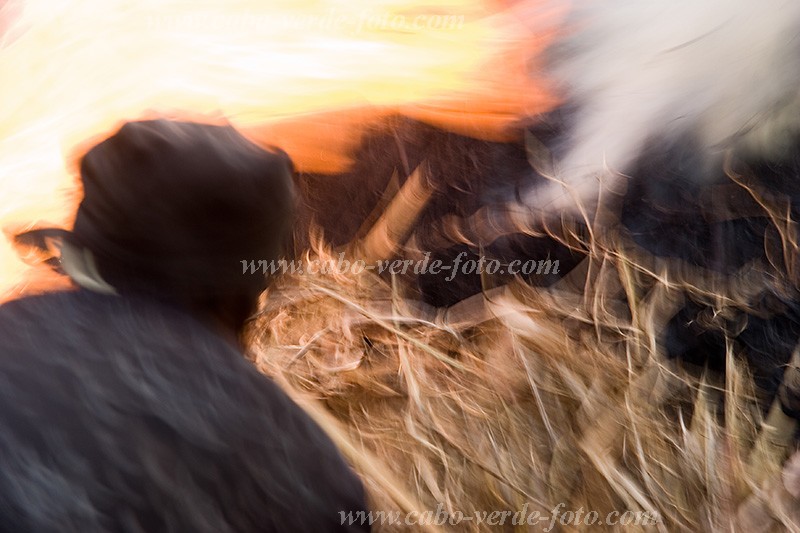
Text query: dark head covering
69 119 295 297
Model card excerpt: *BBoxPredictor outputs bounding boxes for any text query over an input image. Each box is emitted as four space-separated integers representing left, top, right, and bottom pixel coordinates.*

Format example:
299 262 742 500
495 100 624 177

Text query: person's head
69 119 296 336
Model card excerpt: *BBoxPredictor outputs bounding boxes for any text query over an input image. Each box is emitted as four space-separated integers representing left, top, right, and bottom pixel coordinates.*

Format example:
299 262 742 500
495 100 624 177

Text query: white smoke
526 0 800 217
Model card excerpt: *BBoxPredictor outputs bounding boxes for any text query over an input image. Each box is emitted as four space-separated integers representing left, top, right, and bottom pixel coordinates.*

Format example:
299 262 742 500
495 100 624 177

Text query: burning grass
247 233 800 532
3 2 799 529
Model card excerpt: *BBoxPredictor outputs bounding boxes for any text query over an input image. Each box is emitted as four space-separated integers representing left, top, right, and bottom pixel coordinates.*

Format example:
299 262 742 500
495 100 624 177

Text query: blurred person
0 119 369 532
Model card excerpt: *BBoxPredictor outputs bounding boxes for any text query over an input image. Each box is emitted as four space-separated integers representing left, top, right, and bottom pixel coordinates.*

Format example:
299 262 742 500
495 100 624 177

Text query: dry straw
247 161 800 532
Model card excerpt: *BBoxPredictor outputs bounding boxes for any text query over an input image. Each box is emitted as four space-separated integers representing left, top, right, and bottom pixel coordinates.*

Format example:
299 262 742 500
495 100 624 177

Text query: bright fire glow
0 0 565 298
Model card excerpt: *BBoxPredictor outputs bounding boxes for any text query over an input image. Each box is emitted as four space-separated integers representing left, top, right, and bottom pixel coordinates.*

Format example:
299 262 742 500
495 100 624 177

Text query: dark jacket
0 289 369 532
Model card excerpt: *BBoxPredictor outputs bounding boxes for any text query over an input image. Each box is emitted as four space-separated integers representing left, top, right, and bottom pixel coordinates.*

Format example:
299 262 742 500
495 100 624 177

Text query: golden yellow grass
247 220 800 532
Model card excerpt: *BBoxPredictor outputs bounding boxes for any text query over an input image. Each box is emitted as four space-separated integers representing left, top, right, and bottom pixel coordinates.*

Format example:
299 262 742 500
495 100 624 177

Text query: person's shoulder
0 287 89 312
0 289 106 339
0 288 135 323
0 289 237 367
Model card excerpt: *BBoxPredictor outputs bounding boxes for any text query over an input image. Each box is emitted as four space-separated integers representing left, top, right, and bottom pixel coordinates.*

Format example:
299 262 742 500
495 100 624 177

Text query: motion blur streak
527 0 800 217
0 0 565 299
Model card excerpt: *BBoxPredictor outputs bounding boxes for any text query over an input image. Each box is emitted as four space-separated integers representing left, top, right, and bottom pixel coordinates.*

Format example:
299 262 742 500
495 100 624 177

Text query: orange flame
0 0 566 299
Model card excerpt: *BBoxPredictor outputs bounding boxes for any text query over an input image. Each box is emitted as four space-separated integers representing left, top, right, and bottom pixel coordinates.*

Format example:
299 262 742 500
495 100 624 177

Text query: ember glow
0 0 564 298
